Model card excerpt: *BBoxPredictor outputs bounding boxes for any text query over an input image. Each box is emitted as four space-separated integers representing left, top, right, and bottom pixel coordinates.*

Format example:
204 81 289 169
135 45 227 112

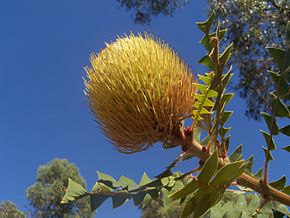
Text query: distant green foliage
0 201 26 218
26 159 93 218
209 0 290 119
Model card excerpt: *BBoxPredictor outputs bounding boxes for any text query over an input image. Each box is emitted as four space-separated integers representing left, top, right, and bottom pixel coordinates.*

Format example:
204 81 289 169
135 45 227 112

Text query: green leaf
219 127 231 137
263 147 274 161
219 43 233 70
222 70 233 88
221 111 234 126
198 75 212 84
273 210 287 218
267 47 288 69
269 71 289 97
198 55 215 69
207 90 218 98
168 180 199 201
118 176 137 191
210 160 245 186
269 176 286 190
279 125 290 136
261 112 279 135
180 197 196 218
254 168 263 179
194 190 223 217
260 130 276 150
61 178 88 204
193 126 202 141
97 171 118 188
229 145 242 162
272 94 290 117
198 151 219 183
90 195 108 211
282 186 290 195
244 155 254 175
196 83 207 92
112 195 129 208
139 173 152 186
132 192 146 206
200 29 227 51
196 12 215 34
282 146 290 152
222 93 235 105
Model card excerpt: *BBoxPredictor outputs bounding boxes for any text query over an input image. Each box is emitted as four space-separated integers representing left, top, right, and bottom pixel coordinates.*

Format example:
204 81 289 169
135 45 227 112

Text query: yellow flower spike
84 33 196 153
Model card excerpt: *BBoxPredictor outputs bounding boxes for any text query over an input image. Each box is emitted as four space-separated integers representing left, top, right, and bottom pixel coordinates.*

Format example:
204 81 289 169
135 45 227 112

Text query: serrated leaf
210 160 244 186
263 147 274 161
221 111 234 126
61 178 88 204
269 71 289 96
254 168 263 179
229 145 242 162
180 197 196 218
198 55 215 69
267 47 288 69
133 192 146 206
244 155 254 175
194 190 223 218
271 93 290 117
223 93 234 105
168 180 199 201
269 176 286 190
97 171 118 188
280 125 290 136
112 195 129 208
142 193 152 208
200 29 227 51
193 126 202 141
219 127 231 137
220 43 233 70
260 130 276 150
196 12 215 34
139 173 152 187
196 83 208 93
261 112 279 135
118 176 137 191
224 135 230 150
198 151 219 183
90 194 108 211
282 186 290 195
282 146 290 152
198 75 212 84
207 90 218 98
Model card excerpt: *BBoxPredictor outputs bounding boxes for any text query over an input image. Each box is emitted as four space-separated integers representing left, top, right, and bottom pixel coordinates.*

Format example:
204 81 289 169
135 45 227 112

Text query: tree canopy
26 159 92 218
0 201 26 218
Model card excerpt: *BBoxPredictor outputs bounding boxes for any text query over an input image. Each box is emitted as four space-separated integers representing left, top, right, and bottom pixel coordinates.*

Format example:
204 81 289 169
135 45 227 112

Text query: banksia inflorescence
84 33 196 153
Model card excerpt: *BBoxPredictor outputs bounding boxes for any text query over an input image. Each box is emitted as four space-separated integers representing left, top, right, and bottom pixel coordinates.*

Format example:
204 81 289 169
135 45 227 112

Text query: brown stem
177 133 290 206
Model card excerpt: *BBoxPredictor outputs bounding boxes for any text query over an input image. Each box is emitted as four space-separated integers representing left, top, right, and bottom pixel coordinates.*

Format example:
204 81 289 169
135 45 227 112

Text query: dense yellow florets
84 33 195 153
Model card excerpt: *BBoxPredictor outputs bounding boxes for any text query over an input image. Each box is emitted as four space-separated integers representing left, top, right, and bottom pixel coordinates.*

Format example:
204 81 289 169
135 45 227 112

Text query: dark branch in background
117 0 189 24
117 0 290 119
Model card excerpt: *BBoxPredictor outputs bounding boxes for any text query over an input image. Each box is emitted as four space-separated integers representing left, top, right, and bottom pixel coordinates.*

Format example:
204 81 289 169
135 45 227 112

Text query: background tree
117 0 188 24
117 0 290 119
0 201 26 218
26 159 92 218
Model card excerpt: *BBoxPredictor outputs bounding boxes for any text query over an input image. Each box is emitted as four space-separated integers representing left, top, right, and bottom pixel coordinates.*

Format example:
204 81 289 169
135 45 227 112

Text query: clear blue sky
0 0 288 217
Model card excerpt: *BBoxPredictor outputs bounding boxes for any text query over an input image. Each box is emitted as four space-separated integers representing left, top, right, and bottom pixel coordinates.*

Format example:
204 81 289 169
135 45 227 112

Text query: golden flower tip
84 33 196 153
